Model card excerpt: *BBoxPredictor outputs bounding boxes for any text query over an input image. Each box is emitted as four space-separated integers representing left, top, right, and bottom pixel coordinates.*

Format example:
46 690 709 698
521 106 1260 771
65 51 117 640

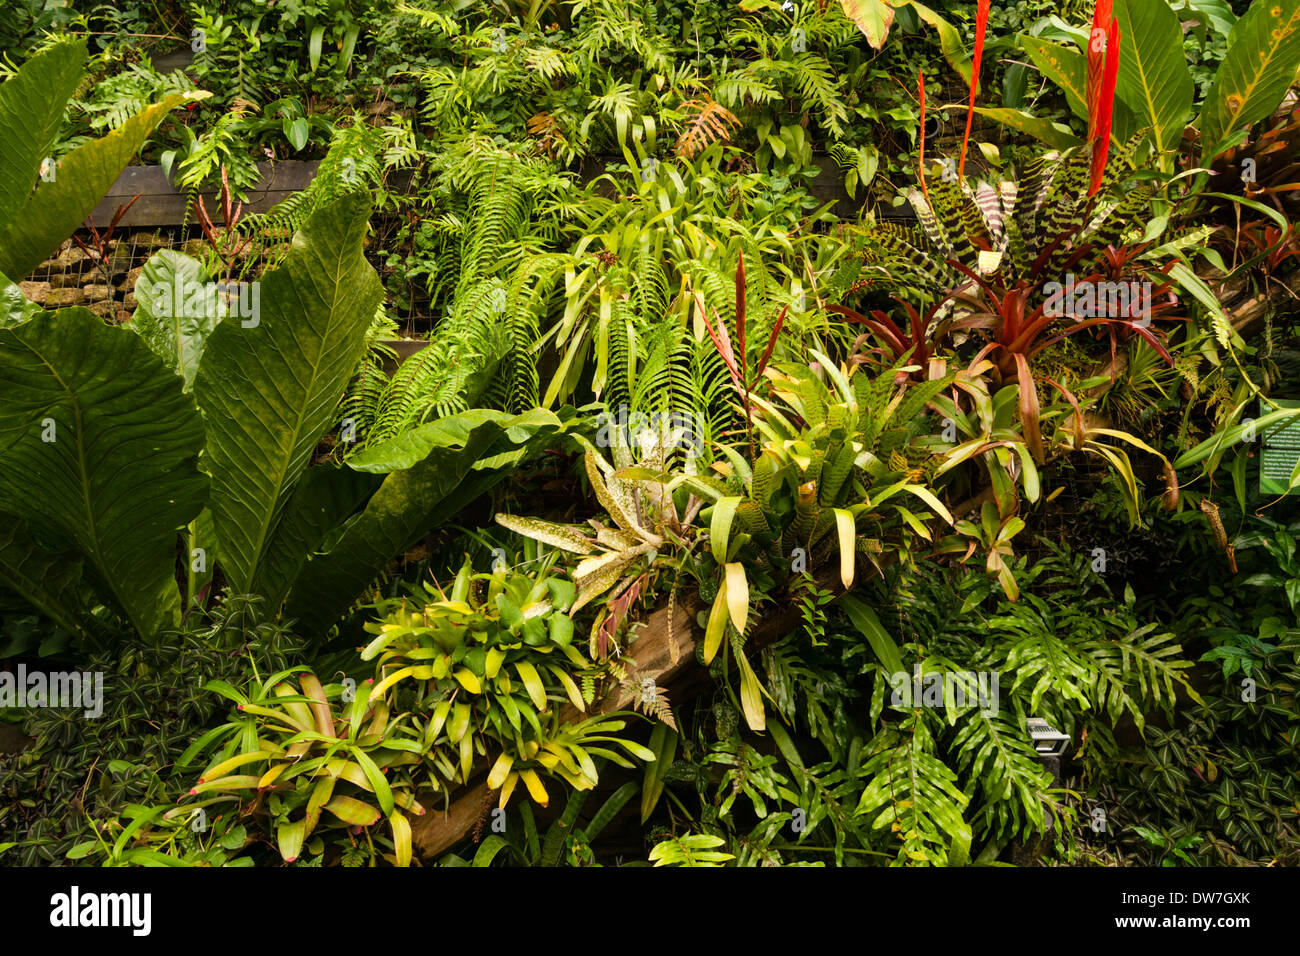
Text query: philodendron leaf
0 41 85 237
0 309 207 636
284 409 565 634
193 191 383 600
128 251 221 391
0 272 42 329
0 511 90 640
0 61 207 280
252 464 381 611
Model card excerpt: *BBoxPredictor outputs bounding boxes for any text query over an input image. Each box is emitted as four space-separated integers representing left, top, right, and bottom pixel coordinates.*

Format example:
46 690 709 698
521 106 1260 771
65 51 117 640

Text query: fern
856 716 972 866
675 94 741 159
236 120 384 259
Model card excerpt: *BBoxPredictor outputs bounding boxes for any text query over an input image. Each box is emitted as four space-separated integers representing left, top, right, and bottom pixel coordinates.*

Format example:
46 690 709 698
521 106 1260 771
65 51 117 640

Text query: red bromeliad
697 253 788 462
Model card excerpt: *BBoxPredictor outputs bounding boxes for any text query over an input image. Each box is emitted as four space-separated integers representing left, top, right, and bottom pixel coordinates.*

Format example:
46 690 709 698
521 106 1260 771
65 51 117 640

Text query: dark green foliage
0 594 304 865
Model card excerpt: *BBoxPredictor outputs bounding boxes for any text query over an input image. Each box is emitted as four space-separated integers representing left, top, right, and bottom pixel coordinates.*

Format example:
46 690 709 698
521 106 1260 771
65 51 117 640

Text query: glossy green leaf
193 192 383 602
1200 0 1300 159
127 251 220 391
0 309 207 636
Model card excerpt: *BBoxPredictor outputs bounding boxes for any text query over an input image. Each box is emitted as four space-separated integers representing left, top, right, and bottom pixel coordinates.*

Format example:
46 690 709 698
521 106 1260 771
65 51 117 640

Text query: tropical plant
0 191 567 644
0 594 304 867
989 0 1300 170
0 39 204 284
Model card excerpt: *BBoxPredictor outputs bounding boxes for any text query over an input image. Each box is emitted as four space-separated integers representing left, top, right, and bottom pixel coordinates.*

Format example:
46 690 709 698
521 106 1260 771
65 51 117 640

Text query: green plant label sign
1260 399 1300 495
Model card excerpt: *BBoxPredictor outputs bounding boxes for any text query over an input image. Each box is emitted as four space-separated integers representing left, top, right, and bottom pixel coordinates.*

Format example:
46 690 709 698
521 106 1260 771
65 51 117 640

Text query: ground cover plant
0 0 1298 871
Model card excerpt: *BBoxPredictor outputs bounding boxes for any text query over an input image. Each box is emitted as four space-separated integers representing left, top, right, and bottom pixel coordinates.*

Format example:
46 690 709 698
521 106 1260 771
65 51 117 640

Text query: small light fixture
1026 717 1070 757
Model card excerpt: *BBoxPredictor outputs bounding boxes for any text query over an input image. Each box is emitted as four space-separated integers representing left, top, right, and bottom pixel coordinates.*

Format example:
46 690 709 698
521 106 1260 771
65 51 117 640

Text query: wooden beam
83 152 885 230
85 160 323 228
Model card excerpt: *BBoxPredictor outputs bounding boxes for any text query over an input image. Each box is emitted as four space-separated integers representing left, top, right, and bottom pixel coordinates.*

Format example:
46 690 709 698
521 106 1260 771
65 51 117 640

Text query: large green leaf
128 251 221 391
0 309 207 636
0 512 90 640
0 86 207 281
0 272 41 329
970 107 1083 150
253 464 381 611
1019 35 1136 144
284 409 565 634
1113 0 1194 161
1199 0 1300 160
0 41 85 236
193 192 383 600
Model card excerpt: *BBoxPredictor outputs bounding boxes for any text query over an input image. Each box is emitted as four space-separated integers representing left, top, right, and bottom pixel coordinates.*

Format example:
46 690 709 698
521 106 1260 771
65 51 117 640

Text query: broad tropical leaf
284 409 565 634
0 309 207 636
0 42 85 236
0 40 206 280
1199 0 1300 159
128 251 221 391
0 512 90 640
1112 0 1193 161
193 192 383 600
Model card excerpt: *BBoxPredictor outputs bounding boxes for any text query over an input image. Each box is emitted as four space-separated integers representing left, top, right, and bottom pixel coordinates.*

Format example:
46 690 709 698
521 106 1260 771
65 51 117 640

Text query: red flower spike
958 0 991 184
755 305 788 377
1086 0 1115 143
1089 17 1121 197
918 70 930 204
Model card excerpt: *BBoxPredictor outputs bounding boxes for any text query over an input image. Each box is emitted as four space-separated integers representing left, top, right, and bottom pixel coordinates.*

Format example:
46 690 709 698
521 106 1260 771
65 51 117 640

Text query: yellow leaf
519 768 550 806
256 763 288 790
834 507 855 589
703 576 730 665
514 661 548 711
498 771 518 809
484 647 506 680
389 810 412 867
487 752 514 790
736 652 766 732
724 562 749 635
550 666 586 712
453 668 482 694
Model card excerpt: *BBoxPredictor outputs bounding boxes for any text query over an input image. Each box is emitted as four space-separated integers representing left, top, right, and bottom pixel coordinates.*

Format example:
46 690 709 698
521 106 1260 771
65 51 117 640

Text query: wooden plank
85 153 894 229
85 160 322 228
